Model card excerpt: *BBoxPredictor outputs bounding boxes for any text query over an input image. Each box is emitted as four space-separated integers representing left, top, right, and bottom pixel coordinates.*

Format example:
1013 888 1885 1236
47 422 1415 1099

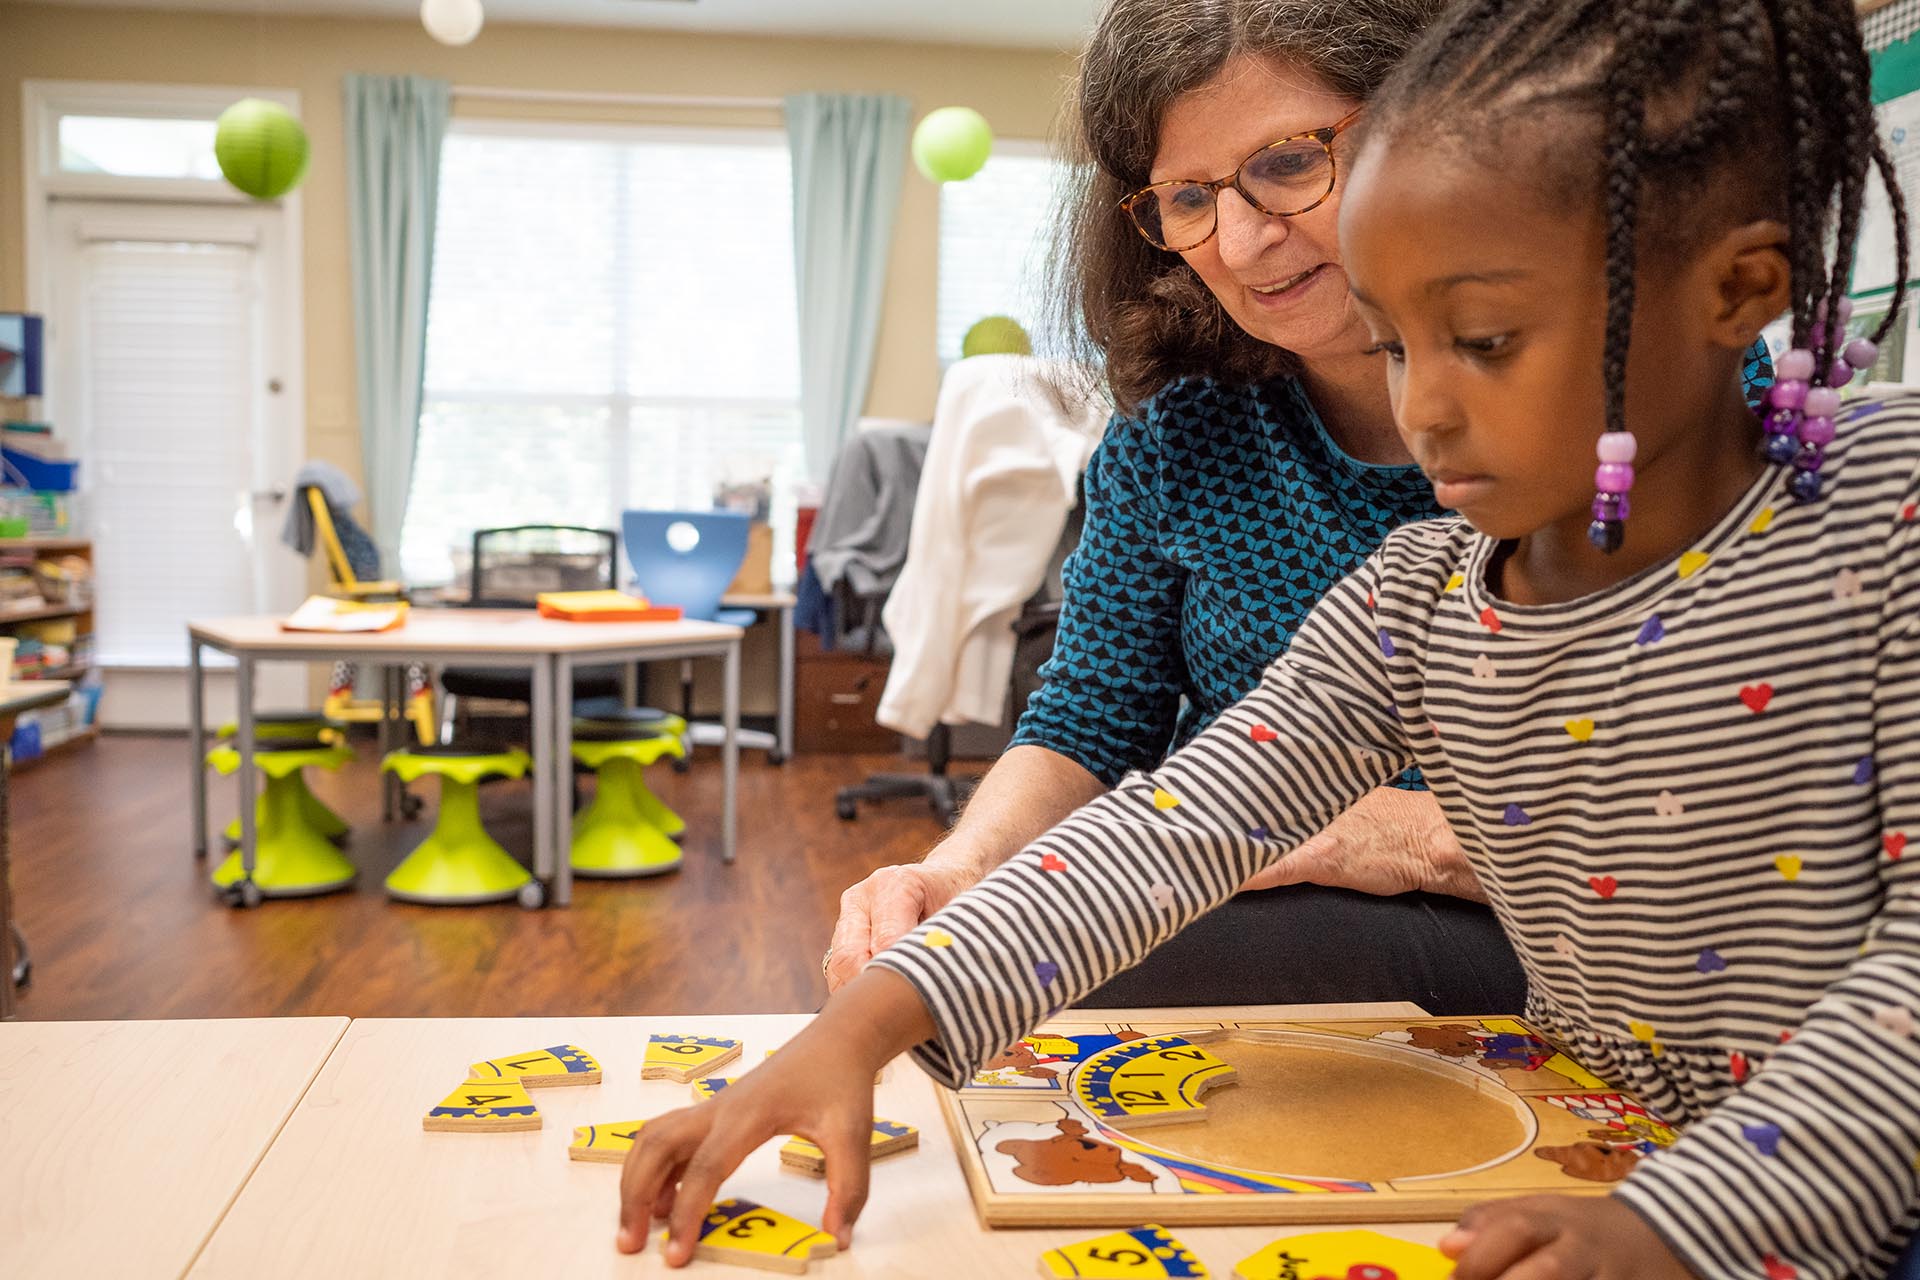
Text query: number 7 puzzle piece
778 1117 919 1176
644 1033 744 1082
422 1078 541 1132
672 1198 837 1274
1039 1224 1209 1277
469 1044 602 1087
568 1119 646 1164
1233 1229 1452 1280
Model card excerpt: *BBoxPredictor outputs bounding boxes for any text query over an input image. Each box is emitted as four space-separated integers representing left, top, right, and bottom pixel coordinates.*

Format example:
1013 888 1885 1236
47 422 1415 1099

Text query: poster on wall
0 313 44 398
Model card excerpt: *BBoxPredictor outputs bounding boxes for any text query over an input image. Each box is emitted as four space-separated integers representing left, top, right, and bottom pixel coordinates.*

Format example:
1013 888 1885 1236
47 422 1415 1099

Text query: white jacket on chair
876 355 1106 738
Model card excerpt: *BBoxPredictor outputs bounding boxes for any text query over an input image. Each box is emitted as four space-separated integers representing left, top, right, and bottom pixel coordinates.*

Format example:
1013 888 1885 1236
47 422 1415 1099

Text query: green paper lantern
961 315 1032 358
215 98 310 201
912 106 993 183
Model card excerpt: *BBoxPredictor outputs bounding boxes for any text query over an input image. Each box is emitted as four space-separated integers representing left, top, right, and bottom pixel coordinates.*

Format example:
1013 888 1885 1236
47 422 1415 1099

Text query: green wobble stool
570 724 687 878
217 712 350 843
382 745 542 908
207 739 357 901
573 708 688 839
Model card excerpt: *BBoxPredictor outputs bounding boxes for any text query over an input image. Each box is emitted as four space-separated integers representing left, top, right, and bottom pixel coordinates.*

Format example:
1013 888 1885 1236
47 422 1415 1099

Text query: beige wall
0 1 1074 488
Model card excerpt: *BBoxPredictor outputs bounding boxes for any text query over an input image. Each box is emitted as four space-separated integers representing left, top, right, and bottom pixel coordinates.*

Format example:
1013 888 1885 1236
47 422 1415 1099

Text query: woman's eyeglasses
1119 108 1363 252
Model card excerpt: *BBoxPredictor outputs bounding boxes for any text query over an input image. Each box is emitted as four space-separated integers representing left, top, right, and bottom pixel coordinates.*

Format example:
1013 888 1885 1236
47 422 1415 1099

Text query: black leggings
1076 885 1527 1015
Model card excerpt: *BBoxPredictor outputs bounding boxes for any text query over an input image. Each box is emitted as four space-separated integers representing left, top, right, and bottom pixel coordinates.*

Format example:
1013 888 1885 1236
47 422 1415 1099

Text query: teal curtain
784 93 911 486
343 74 450 576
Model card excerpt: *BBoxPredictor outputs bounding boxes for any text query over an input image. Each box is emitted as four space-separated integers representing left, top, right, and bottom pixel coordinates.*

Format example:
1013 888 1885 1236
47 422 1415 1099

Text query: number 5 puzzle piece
644 1033 744 1083
422 1078 542 1132
778 1117 919 1177
568 1119 646 1164
1232 1229 1453 1280
672 1198 837 1274
469 1044 603 1087
1039 1224 1209 1277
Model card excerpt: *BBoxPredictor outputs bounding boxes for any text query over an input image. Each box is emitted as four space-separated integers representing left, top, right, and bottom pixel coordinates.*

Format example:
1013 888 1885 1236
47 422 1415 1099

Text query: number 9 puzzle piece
1039 1224 1209 1277
644 1033 744 1083
1233 1229 1452 1280
672 1198 837 1274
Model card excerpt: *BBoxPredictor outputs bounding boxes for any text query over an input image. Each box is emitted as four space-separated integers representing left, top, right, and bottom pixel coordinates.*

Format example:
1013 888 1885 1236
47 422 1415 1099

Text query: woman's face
1152 54 1369 360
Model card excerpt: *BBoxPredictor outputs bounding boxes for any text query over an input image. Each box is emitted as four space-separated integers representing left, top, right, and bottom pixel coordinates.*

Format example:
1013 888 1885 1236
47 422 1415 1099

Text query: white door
48 200 307 720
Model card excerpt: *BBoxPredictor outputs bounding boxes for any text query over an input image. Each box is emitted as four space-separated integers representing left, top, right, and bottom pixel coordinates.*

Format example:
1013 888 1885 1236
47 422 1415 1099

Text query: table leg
380 665 400 821
529 655 553 903
236 657 258 885
1 750 14 1020
620 661 638 711
189 638 208 860
553 654 574 907
777 603 794 763
722 639 739 865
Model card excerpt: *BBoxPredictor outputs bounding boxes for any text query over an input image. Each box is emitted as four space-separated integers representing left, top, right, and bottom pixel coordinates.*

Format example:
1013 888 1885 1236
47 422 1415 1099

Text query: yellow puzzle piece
1074 1036 1237 1127
1039 1224 1209 1277
469 1044 602 1087
644 1033 744 1083
674 1198 838 1274
691 1076 736 1101
422 1078 541 1132
778 1118 919 1176
568 1119 646 1164
1233 1229 1452 1280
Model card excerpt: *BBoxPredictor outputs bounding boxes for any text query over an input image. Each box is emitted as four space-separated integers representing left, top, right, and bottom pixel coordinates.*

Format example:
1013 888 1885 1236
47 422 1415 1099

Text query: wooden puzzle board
939 1014 1673 1227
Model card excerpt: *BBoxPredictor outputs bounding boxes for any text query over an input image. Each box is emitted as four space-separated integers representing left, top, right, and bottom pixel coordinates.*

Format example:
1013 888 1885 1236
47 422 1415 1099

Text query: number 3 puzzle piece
1039 1224 1209 1277
422 1078 541 1132
644 1033 744 1082
1232 1230 1452 1280
674 1198 837 1274
469 1044 603 1087
568 1119 646 1164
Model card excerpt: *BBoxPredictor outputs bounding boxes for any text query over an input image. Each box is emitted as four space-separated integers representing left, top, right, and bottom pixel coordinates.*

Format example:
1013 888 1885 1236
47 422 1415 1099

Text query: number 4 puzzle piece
778 1118 919 1177
672 1198 837 1274
422 1078 541 1132
469 1044 603 1087
568 1119 646 1164
1039 1224 1209 1277
644 1033 744 1083
1232 1229 1453 1280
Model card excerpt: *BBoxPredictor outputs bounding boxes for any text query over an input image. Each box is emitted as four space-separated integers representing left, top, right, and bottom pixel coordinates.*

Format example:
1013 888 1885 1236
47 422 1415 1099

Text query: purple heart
1248 826 1270 842
1855 757 1876 785
1377 628 1396 658
1503 803 1531 827
1696 948 1728 973
1636 615 1665 646
1035 961 1059 988
1742 1122 1782 1157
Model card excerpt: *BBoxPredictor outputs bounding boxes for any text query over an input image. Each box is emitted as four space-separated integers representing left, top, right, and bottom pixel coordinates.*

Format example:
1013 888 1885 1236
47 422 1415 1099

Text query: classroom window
57 114 222 180
936 147 1070 363
401 124 802 587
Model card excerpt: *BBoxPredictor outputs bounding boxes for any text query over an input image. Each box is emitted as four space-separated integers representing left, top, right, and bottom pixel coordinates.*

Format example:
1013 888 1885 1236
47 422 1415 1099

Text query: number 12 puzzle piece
778 1117 919 1176
673 1198 837 1274
1039 1224 1209 1277
422 1079 541 1132
644 1033 744 1082
568 1119 646 1164
469 1044 602 1087
1233 1230 1453 1280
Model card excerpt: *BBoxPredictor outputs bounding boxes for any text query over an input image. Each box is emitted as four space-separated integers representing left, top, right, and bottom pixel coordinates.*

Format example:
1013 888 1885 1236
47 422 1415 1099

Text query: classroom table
0 1016 349 1276
187 612 743 908
0 680 70 1021
718 590 797 762
190 1005 1449 1278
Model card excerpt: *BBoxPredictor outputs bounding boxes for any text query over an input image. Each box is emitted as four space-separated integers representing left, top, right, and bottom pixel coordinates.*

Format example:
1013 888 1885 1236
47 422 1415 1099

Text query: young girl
618 1 1916 1276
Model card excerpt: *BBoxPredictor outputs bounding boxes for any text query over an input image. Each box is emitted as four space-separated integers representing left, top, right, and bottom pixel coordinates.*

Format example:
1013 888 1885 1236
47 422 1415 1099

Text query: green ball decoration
961 315 1032 358
215 98 310 201
912 106 993 183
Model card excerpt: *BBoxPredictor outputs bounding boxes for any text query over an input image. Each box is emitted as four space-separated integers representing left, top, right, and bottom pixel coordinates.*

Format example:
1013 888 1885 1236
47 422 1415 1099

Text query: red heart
1730 1051 1749 1083
1479 606 1502 632
1905 503 1917 522
1763 1254 1797 1280
1886 832 1908 861
1739 684 1773 714
1250 724 1278 743
1588 875 1618 899
1040 853 1067 872
1779 1029 1794 1044
1365 591 1375 609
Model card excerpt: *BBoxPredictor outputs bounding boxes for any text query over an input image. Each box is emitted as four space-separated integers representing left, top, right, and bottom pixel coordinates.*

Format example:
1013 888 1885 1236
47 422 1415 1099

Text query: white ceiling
14 0 1105 50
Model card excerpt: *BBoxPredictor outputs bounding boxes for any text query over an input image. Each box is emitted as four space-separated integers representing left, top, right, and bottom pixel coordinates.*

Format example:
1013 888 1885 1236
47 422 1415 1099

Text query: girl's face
1153 54 1370 361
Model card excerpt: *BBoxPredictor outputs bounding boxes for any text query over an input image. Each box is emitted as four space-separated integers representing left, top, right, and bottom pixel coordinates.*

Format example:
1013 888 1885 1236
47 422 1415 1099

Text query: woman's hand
1238 786 1488 902
824 860 981 992
1441 1195 1699 1279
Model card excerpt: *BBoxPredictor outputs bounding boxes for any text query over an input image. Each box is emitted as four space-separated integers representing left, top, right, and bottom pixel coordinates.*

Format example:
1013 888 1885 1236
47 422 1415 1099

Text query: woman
825 0 1761 1012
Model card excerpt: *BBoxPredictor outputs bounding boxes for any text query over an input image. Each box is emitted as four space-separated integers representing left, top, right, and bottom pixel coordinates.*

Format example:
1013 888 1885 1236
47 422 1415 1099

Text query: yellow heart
1750 508 1775 535
1628 1020 1657 1042
1775 855 1803 882
1678 551 1710 579
1564 719 1596 742
923 929 953 948
1445 572 1465 593
1152 788 1180 810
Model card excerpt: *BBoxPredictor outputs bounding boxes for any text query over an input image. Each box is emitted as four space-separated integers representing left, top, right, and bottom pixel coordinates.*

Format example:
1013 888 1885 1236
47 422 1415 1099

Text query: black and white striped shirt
874 393 1920 1280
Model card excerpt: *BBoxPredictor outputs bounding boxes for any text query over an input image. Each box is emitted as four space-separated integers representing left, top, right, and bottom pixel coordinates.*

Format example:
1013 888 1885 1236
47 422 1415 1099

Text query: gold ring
821 948 833 976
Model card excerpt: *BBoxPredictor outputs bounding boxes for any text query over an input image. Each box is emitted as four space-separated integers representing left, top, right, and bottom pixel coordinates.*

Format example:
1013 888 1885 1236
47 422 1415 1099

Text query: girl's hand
1442 1195 1699 1279
1240 786 1489 902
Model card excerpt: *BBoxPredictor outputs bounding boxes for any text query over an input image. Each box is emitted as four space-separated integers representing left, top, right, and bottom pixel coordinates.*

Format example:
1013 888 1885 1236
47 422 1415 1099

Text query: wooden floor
8 735 975 1020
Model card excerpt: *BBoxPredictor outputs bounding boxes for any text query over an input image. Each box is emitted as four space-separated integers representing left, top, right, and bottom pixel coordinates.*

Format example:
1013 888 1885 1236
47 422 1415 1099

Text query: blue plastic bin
1 447 76 492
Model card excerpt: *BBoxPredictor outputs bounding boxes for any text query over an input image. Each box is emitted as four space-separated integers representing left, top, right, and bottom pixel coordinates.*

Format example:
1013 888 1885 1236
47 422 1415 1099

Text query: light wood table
187 612 743 908
193 1006 1448 1278
0 1016 348 1276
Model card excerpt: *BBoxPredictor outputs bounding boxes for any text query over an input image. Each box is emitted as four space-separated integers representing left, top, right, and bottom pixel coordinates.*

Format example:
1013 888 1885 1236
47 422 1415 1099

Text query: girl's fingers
817 1116 873 1247
618 1112 704 1255
662 1119 774 1265
1448 1210 1560 1280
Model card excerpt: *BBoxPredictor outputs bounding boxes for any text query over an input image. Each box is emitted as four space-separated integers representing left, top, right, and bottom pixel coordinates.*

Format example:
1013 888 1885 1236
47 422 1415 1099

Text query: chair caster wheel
400 792 424 820
517 881 547 910
767 748 787 766
223 880 264 909
671 757 691 774
835 796 857 821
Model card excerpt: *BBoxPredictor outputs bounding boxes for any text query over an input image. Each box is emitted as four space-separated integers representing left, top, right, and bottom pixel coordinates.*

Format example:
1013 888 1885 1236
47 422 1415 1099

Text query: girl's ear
1704 219 1792 348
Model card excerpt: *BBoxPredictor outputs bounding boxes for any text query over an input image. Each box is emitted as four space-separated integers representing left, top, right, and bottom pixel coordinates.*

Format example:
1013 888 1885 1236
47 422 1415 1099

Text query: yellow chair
305 487 435 745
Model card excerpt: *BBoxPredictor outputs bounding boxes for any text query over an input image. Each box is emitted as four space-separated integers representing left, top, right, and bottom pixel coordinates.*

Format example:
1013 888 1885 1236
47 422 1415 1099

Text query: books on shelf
281 595 409 633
